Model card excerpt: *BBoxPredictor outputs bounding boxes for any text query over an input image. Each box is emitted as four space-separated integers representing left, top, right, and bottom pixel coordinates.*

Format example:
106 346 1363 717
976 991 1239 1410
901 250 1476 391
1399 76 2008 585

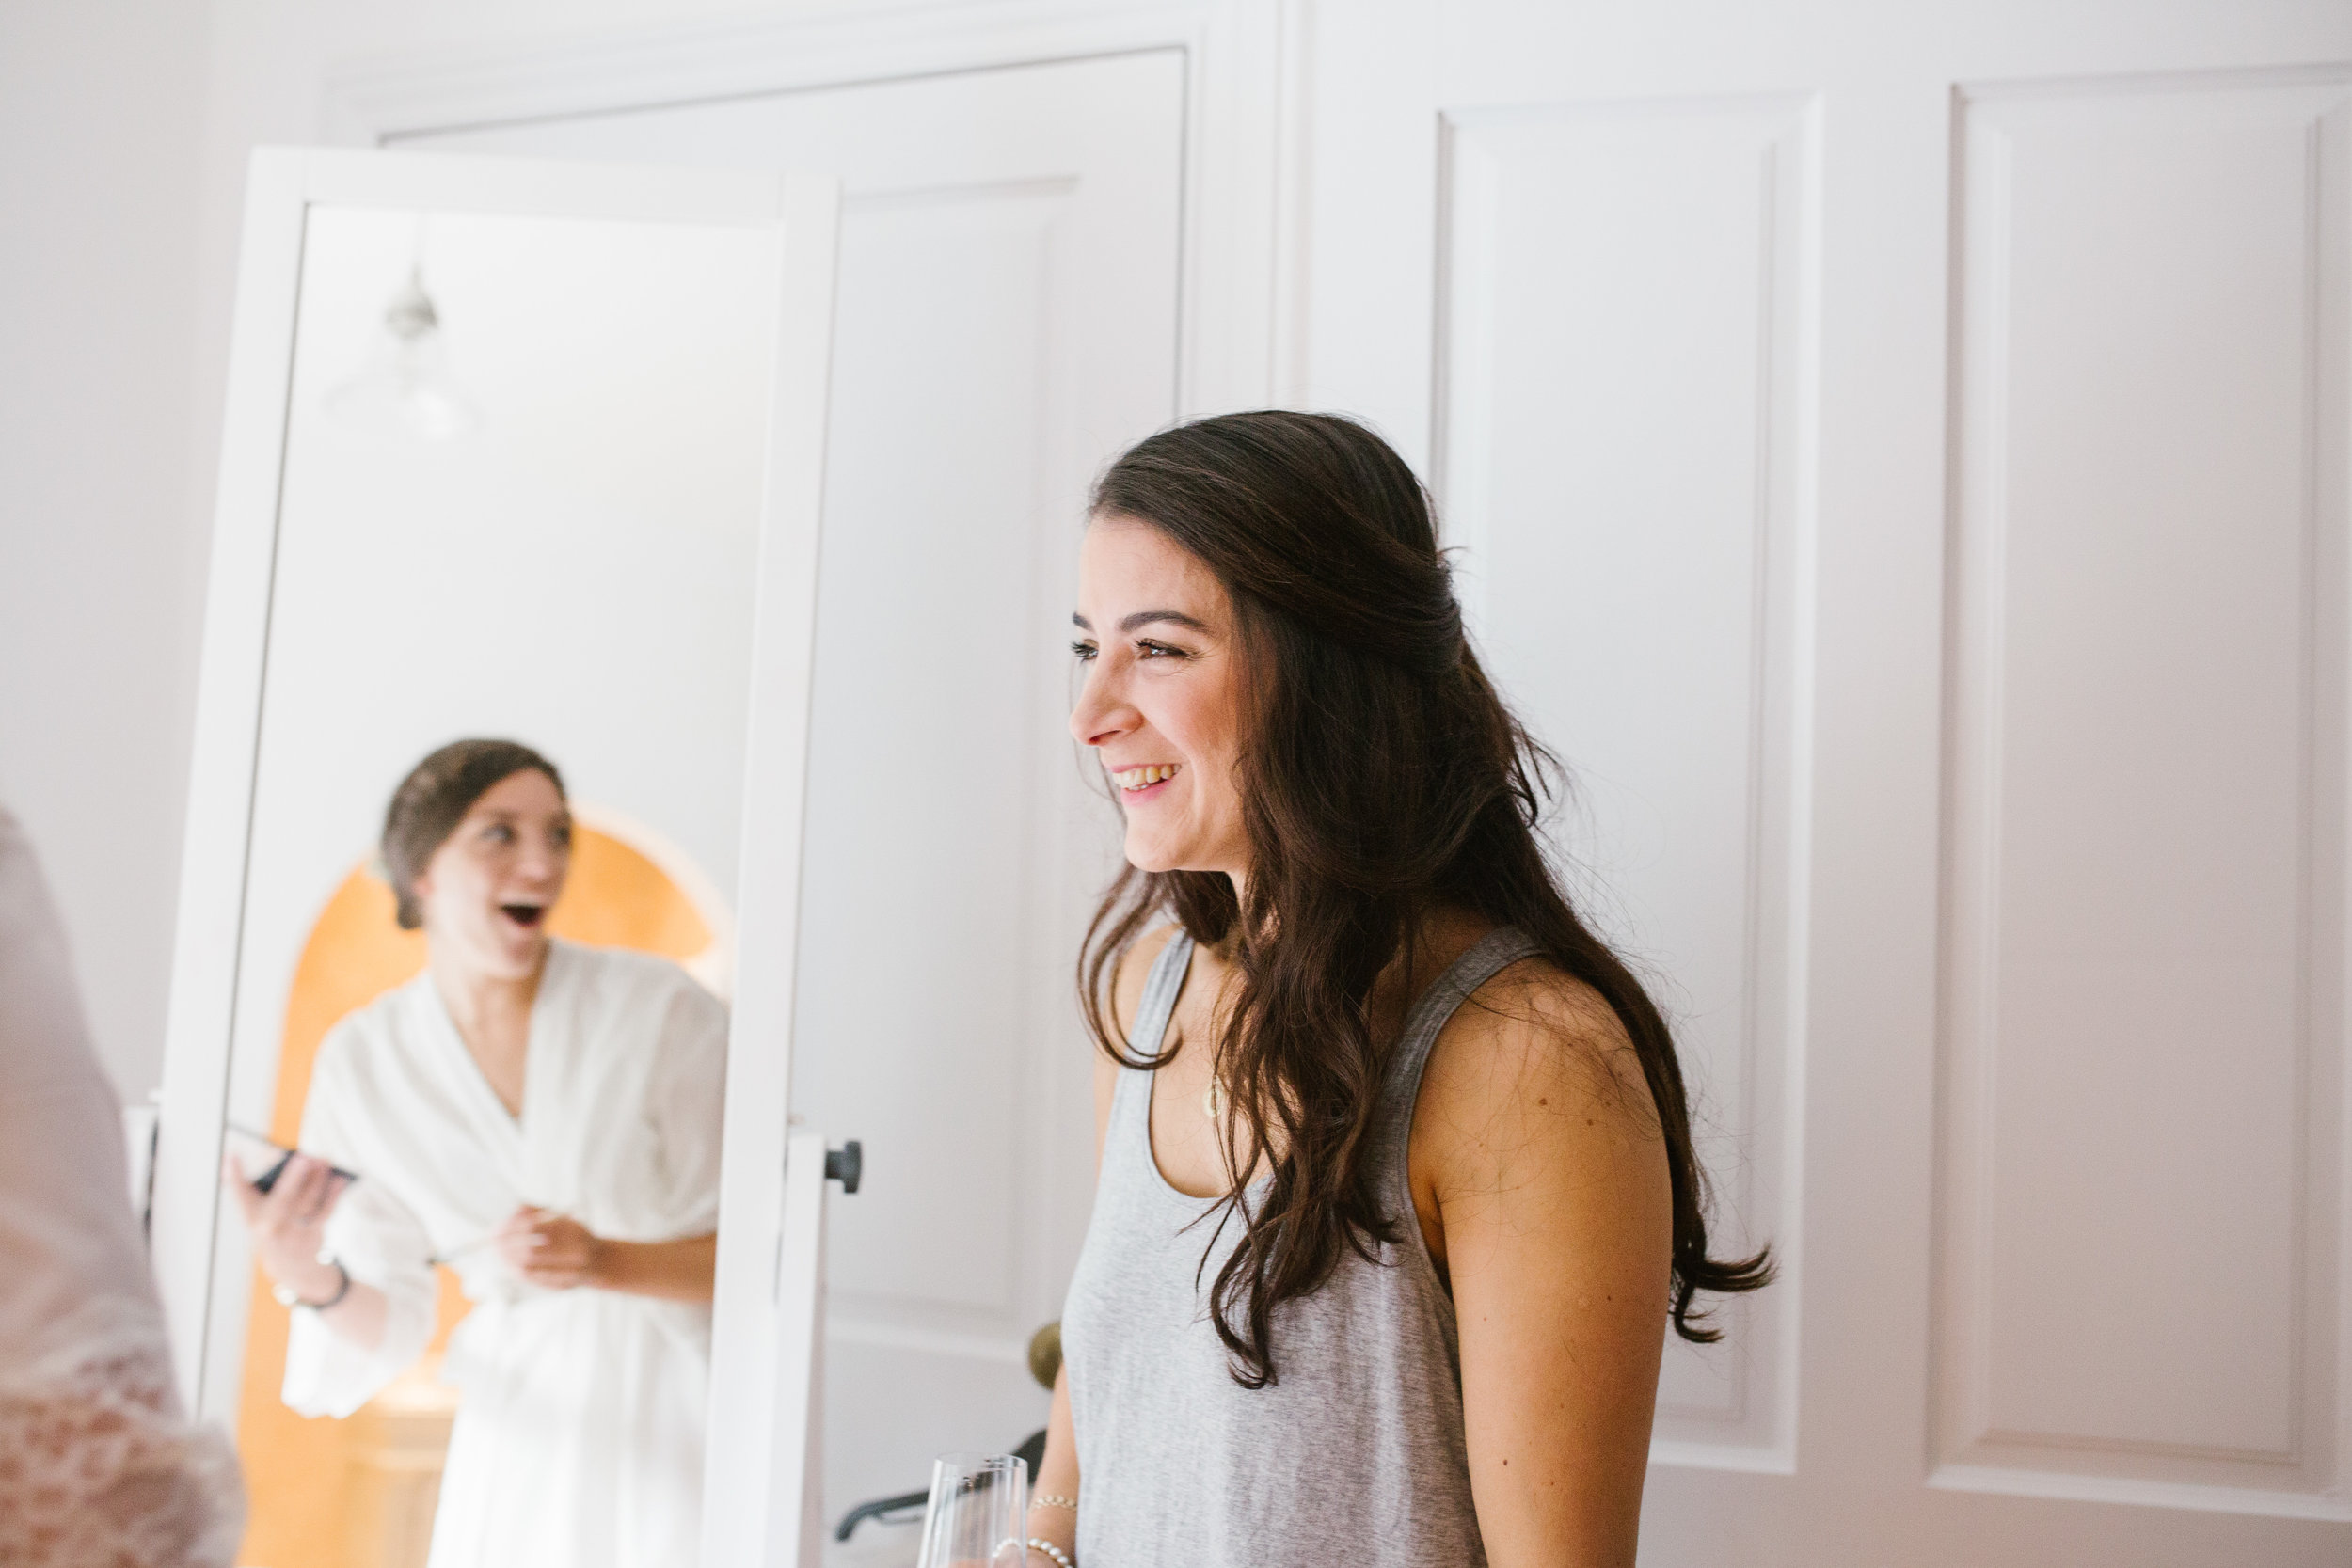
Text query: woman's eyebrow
1069 610 1210 633
1123 610 1209 633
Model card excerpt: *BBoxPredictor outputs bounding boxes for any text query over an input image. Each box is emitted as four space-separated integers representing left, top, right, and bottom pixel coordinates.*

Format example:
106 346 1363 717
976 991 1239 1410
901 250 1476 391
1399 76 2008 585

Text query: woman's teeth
1113 764 1179 792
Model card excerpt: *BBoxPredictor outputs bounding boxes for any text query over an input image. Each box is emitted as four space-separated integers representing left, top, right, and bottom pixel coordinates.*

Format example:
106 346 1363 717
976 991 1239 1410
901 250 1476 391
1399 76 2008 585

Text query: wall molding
319 0 1299 416
1933 62 2352 1516
1930 1463 2352 1525
1431 89 1822 1471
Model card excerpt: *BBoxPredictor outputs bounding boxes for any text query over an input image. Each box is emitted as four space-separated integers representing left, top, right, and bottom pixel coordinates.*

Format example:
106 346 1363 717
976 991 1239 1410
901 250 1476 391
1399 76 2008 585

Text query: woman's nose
1068 667 1133 750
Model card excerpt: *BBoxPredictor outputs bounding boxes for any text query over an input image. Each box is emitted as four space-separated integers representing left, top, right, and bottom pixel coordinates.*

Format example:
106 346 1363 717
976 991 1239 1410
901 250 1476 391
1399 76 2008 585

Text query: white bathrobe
284 939 726 1568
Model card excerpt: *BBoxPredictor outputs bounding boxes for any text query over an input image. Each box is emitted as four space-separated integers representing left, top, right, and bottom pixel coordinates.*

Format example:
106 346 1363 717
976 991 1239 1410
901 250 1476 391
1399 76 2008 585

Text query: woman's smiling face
1069 516 1249 879
411 768 573 980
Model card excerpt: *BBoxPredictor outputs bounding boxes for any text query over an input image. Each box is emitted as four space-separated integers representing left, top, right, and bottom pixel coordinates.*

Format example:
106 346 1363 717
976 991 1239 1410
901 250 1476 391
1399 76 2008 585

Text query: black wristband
299 1259 352 1311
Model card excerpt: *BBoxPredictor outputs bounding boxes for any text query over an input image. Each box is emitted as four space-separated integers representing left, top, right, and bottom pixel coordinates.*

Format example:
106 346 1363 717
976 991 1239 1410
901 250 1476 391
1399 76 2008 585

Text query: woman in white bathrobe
224 739 726 1568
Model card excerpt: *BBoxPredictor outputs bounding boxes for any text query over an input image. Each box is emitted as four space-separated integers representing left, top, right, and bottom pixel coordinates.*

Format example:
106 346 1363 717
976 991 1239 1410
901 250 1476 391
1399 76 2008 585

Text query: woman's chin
475 929 548 979
1123 836 1182 875
1123 834 1230 879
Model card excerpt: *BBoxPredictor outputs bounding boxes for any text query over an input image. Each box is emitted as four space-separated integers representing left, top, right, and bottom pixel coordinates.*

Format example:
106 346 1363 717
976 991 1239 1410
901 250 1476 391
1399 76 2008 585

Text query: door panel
1442 92 1819 1461
1317 1 2352 1560
414 50 1184 1529
1941 66 2351 1501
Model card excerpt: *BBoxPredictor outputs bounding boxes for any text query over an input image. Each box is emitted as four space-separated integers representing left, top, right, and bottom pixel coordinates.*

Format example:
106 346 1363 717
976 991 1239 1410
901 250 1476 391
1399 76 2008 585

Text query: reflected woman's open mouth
500 903 546 928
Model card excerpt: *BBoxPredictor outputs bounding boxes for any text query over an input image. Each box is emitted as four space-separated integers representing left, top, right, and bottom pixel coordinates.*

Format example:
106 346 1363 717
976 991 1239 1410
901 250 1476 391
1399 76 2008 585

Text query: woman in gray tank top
1025 414 1772 1568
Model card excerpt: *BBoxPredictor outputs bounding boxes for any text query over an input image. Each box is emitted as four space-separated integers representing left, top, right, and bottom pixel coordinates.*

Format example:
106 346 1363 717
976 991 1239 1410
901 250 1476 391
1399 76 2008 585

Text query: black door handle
823 1140 862 1194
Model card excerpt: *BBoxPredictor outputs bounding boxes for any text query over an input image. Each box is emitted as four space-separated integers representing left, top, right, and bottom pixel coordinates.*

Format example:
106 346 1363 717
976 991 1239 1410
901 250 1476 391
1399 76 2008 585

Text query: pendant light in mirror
324 224 480 441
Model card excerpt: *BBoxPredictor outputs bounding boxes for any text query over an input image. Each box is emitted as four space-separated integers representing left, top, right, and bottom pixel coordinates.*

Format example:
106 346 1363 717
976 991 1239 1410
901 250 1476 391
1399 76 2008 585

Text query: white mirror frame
151 145 839 1568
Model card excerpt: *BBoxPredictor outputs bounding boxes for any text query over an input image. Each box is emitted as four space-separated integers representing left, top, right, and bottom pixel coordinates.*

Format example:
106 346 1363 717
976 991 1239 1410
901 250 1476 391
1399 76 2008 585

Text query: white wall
0 0 213 1101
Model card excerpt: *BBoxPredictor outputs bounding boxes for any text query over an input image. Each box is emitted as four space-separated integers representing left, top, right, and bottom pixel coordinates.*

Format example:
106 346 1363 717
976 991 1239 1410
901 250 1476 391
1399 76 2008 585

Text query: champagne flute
915 1453 1029 1568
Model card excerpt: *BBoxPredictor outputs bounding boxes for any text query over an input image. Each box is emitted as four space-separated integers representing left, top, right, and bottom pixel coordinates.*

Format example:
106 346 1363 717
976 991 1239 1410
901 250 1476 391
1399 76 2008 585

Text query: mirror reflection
204 199 778 1568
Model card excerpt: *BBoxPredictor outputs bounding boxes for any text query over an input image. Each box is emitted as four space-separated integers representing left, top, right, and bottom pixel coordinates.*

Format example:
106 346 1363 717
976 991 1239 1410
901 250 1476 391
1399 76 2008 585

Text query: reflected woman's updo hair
1081 410 1772 1388
381 738 565 929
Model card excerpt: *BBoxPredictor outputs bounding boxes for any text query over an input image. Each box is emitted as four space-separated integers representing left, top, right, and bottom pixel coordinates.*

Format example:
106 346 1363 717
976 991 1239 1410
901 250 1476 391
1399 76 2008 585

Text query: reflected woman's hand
223 1153 349 1305
495 1206 607 1290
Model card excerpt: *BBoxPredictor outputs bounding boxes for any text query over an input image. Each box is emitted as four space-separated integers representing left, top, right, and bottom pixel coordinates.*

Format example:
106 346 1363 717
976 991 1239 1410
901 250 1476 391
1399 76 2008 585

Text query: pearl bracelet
1033 1494 1079 1513
1025 1539 1074 1568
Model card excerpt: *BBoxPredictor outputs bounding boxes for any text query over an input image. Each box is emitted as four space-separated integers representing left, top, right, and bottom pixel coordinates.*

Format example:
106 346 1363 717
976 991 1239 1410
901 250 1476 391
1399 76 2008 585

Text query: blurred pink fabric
0 803 242 1566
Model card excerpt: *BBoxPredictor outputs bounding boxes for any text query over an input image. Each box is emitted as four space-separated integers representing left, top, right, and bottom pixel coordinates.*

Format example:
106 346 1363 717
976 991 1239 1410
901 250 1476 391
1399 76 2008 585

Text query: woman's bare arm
1027 1363 1083 1560
226 1153 390 1350
1025 926 1176 1563
591 1232 717 1302
1022 1047 1119 1564
498 1210 717 1303
1416 964 1674 1568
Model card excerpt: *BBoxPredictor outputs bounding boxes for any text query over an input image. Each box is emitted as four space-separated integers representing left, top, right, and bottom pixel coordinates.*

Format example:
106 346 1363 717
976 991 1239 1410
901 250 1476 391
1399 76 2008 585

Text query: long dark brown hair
1078 411 1772 1388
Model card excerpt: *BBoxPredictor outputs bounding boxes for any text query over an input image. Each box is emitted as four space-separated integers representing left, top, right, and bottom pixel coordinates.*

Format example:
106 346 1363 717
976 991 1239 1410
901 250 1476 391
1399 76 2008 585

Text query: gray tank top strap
1131 928 1196 1057
1372 926 1546 1212
1104 929 1197 1148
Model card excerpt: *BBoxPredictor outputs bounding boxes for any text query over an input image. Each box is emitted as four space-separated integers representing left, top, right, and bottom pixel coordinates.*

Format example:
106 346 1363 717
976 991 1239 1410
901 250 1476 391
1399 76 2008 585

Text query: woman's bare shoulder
1419 951 1661 1168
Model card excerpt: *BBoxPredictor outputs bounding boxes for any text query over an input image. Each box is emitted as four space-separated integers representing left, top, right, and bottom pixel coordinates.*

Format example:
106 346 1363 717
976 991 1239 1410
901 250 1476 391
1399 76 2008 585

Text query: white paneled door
414 52 1183 1530
1311 0 2352 1561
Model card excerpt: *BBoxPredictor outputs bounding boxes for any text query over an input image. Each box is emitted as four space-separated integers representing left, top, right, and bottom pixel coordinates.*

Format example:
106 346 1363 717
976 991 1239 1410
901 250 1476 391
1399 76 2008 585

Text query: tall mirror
152 150 837 1568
